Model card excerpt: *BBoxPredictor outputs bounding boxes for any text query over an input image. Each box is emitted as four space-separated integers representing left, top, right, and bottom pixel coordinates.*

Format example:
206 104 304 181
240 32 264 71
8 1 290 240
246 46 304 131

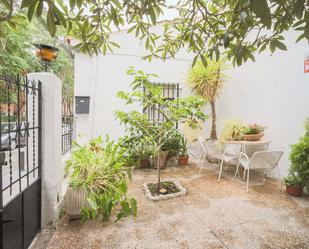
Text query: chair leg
233 161 240 180
246 168 250 192
199 153 206 174
243 169 246 181
218 159 224 182
277 166 282 193
224 161 229 171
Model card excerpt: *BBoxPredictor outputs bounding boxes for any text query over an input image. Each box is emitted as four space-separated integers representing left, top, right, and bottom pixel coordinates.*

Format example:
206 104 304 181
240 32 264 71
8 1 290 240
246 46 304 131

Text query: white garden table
225 140 271 157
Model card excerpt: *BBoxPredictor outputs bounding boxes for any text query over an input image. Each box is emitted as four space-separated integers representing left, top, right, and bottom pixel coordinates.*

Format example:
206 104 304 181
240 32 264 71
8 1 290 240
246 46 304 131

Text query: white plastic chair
217 143 242 182
233 151 283 192
198 138 222 174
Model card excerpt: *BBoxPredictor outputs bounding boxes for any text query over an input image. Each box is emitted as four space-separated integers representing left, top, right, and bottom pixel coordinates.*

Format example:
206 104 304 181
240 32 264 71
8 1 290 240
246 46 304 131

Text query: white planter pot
65 187 90 219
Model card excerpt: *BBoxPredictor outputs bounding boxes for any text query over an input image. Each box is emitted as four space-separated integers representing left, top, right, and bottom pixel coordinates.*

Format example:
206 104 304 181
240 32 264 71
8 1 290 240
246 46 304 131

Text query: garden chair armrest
240 152 250 162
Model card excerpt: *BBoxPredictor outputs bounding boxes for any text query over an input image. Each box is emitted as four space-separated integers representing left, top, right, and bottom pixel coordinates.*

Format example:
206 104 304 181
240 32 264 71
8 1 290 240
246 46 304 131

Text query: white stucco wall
74 27 309 177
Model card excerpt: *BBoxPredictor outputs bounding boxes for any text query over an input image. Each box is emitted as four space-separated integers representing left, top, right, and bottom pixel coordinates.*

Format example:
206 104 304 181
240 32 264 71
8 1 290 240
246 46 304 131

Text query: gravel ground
36 163 309 249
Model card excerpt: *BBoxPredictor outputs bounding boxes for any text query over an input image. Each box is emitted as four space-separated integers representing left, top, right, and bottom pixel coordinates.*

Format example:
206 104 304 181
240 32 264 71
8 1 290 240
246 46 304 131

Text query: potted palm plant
178 136 189 166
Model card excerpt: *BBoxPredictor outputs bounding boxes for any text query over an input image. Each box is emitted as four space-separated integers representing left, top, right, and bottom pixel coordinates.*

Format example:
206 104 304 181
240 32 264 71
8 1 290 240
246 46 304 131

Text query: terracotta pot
242 133 264 141
286 184 303 197
178 156 189 166
139 158 150 168
153 151 168 169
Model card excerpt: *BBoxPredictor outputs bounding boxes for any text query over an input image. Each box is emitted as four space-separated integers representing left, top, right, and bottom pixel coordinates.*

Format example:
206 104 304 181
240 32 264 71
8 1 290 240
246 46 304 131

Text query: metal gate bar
0 74 42 249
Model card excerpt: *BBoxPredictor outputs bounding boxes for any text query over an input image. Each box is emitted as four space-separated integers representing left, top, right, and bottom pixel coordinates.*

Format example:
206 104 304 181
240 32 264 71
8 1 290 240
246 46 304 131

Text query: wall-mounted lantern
33 44 59 72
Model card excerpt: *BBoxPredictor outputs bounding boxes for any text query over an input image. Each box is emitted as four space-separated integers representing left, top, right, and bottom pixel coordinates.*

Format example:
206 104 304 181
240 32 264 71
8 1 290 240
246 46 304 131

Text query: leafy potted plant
161 128 181 167
137 141 152 168
284 172 303 196
178 136 189 166
219 119 245 144
242 123 265 141
153 150 169 169
65 136 137 221
287 117 309 194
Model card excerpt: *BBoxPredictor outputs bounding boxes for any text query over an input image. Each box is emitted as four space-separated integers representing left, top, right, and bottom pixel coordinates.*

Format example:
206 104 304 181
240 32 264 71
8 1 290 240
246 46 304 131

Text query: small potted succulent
242 123 265 141
284 172 303 196
178 136 189 166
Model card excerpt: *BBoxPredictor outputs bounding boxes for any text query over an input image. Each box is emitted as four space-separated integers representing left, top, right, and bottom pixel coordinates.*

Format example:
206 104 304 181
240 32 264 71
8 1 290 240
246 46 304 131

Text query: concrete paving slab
39 164 308 249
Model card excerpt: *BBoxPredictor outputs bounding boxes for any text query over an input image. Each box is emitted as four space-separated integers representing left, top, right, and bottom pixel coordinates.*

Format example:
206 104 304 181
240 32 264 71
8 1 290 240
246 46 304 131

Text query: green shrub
66 136 137 222
289 118 309 189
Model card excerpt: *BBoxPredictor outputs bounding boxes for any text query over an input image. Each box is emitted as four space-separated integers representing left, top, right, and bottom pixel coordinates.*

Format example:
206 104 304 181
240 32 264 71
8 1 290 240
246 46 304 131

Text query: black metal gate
0 75 42 249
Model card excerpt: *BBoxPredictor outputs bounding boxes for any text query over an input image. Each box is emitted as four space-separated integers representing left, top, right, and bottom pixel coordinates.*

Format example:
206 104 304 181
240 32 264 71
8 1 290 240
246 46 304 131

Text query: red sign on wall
304 53 309 73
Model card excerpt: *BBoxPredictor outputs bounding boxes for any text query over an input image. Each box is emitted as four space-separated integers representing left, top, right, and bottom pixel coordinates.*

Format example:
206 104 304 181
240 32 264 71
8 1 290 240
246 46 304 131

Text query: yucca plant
187 59 228 140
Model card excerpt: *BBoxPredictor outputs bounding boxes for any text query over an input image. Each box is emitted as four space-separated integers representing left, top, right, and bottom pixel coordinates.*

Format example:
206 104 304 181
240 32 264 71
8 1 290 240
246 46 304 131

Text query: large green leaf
47 9 56 36
251 0 271 28
21 0 35 8
27 2 38 22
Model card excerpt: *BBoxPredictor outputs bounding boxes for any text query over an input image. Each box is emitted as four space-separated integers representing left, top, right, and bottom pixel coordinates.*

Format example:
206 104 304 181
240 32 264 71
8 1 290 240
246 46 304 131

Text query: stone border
143 178 187 201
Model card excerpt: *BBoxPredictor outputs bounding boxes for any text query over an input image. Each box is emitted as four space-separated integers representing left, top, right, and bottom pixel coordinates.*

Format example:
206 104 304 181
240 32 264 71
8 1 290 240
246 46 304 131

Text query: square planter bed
143 178 187 201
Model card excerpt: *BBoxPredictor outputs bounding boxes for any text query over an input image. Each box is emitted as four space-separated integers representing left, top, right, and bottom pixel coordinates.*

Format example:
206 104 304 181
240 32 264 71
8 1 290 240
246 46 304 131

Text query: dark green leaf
27 2 38 22
21 0 36 8
251 0 271 28
47 9 56 36
294 0 305 19
149 8 157 25
36 1 43 17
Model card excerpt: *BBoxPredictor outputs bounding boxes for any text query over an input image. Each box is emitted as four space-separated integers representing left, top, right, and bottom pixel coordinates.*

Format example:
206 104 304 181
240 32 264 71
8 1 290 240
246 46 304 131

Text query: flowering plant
243 123 265 135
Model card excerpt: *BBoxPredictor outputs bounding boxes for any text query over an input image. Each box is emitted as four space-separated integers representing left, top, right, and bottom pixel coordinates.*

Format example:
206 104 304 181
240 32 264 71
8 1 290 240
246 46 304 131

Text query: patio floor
44 164 309 249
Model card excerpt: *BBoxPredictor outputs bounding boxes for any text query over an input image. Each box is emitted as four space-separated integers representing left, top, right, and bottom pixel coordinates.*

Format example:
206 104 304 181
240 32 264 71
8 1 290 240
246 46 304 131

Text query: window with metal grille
142 83 180 125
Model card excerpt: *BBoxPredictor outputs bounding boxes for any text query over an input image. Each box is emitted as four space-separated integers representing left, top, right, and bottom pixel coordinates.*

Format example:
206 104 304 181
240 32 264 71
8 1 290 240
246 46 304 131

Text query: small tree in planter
115 68 208 195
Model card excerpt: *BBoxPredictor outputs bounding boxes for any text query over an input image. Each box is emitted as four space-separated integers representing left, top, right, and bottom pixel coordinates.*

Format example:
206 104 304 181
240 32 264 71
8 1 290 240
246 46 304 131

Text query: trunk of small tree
210 101 217 140
157 149 161 192
157 131 162 192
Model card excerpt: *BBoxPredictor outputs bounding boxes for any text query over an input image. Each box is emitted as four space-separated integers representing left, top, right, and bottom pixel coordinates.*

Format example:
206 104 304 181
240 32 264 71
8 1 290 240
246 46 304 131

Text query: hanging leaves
2 0 309 67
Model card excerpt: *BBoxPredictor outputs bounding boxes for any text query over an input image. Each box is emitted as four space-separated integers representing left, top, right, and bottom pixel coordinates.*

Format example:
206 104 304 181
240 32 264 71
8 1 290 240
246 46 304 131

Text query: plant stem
157 130 162 192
